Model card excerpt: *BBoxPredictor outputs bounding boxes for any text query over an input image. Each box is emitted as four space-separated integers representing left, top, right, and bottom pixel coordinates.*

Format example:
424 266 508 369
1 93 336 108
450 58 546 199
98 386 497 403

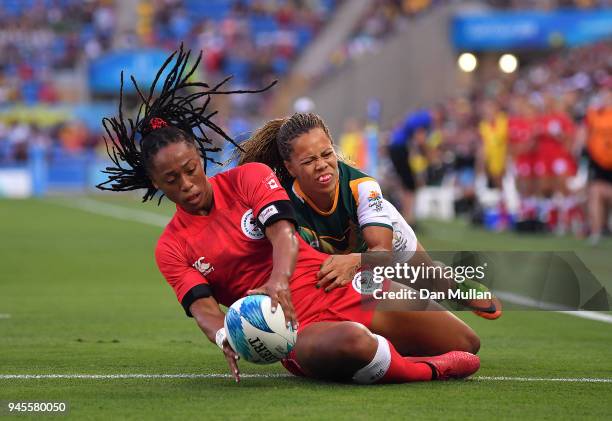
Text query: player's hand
247 278 297 330
317 254 360 292
221 338 241 383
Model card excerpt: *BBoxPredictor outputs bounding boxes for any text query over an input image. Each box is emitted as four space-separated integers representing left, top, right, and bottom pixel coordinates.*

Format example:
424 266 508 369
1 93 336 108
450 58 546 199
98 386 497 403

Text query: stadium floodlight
499 54 518 74
294 96 315 113
457 53 477 73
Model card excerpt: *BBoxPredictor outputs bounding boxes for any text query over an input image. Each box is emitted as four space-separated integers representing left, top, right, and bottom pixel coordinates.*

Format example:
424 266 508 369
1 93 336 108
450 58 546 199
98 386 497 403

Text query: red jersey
535 112 575 152
508 116 533 146
531 113 576 176
155 162 327 312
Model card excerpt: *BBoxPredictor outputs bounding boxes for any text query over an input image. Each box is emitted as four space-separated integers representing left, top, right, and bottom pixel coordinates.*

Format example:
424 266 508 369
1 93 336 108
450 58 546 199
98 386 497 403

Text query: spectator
585 88 612 245
387 106 444 225
478 99 508 189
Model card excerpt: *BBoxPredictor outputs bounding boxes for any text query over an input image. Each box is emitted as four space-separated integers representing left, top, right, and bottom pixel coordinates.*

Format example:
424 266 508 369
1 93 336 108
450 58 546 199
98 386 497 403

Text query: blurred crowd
360 41 612 243
0 0 338 163
0 0 115 105
486 0 612 9
0 120 101 164
140 0 336 88
325 0 440 78
1 0 611 239
324 0 611 79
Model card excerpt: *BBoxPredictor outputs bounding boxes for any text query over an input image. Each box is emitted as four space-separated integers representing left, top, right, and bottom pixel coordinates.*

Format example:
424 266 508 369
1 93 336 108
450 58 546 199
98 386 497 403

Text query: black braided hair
238 112 332 183
96 44 276 202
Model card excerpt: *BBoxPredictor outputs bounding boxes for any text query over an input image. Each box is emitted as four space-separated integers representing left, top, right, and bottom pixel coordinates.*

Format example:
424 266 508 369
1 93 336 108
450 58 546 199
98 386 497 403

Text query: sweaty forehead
291 128 333 159
150 141 198 174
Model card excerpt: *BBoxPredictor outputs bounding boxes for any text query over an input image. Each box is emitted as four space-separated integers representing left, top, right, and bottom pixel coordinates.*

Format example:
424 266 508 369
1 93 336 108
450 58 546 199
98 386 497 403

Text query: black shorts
589 159 612 184
388 143 415 191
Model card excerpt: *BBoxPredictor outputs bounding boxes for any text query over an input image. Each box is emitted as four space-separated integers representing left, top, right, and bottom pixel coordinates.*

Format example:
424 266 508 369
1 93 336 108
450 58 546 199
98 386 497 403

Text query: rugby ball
224 295 297 364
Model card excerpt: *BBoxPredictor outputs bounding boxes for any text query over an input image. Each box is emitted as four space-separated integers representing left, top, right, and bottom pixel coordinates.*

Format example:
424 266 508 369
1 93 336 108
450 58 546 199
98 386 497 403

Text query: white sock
352 334 391 384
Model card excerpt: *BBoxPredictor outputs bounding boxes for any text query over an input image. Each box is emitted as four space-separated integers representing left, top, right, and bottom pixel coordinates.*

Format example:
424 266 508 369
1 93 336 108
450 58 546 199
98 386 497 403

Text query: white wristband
215 328 227 350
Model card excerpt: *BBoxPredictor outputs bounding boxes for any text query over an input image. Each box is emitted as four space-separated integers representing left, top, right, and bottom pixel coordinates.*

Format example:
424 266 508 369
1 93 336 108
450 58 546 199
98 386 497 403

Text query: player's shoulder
234 162 275 177
338 161 381 206
211 162 266 178
339 160 371 182
339 161 376 191
215 162 275 186
155 215 183 258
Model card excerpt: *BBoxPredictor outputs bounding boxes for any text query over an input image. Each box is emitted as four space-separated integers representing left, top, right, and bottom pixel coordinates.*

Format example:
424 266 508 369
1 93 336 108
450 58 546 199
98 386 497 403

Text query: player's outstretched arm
190 297 241 382
247 219 298 330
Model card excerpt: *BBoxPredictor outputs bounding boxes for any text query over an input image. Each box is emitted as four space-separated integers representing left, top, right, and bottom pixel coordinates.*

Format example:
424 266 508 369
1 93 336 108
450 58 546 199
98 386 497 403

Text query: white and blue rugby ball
224 295 297 364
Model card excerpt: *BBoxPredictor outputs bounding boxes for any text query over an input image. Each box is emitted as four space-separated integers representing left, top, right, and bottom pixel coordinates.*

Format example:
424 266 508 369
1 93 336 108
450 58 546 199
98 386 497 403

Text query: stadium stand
0 0 610 242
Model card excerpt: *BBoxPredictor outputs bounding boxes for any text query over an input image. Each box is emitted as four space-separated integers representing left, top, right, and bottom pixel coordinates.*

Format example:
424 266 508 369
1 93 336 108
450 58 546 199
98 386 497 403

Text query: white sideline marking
496 291 612 325
0 314 11 319
474 376 612 383
51 198 170 227
1 374 611 383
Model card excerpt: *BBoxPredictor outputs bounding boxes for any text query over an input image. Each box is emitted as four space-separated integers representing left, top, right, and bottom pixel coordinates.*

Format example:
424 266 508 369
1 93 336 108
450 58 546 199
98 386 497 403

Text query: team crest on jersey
351 271 377 295
241 209 265 240
392 227 408 252
367 190 383 212
193 257 214 276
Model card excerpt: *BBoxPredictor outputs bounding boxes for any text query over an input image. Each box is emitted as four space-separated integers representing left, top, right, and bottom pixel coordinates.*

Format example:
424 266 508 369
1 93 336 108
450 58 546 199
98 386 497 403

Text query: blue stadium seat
224 57 250 84
184 0 230 20
272 57 289 75
296 27 313 51
250 15 278 34
21 81 41 105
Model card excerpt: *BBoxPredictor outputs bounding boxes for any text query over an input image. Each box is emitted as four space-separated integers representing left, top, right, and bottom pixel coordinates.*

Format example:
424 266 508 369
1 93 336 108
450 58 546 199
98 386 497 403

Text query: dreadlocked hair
238 112 332 183
96 44 276 203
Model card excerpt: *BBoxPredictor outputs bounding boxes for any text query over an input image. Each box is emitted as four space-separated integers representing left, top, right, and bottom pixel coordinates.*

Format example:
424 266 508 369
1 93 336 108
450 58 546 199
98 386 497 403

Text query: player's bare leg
292 321 378 380
291 321 479 384
366 281 480 356
370 307 480 357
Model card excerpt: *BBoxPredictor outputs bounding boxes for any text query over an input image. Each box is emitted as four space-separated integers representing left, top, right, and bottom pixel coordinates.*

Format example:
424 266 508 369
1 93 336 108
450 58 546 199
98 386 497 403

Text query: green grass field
1 195 611 420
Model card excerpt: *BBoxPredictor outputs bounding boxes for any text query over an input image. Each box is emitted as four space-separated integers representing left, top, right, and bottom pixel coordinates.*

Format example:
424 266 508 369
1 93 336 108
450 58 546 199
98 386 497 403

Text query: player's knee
459 331 480 354
334 323 377 362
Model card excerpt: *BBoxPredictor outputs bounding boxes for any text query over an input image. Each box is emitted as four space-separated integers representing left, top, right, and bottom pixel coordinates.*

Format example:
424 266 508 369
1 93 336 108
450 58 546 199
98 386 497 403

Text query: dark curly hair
96 44 276 202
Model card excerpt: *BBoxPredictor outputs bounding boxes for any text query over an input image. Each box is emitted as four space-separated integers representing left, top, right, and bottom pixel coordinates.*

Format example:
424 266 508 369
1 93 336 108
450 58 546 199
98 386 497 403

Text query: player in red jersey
97 46 479 384
533 95 579 232
534 96 577 184
508 96 538 220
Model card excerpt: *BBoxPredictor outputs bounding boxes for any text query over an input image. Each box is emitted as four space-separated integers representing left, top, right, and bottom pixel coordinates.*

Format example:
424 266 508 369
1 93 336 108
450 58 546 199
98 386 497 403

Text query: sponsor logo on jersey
367 190 384 212
193 256 214 276
258 204 279 225
241 209 265 240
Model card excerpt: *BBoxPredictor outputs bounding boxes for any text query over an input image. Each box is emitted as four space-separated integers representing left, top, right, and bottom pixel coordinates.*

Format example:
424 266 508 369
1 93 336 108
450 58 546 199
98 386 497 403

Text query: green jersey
282 161 393 254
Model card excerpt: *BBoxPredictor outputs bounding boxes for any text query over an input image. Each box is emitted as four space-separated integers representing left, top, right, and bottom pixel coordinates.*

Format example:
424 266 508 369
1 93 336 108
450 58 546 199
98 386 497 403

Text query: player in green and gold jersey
239 113 501 320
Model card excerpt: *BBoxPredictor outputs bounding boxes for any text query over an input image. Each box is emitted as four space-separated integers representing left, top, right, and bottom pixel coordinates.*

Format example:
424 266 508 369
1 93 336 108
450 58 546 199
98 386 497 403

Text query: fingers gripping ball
224 295 297 364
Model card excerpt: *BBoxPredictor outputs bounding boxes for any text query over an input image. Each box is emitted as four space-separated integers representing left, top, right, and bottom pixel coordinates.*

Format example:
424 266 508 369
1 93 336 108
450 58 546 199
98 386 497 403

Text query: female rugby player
238 113 502 319
97 46 480 384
